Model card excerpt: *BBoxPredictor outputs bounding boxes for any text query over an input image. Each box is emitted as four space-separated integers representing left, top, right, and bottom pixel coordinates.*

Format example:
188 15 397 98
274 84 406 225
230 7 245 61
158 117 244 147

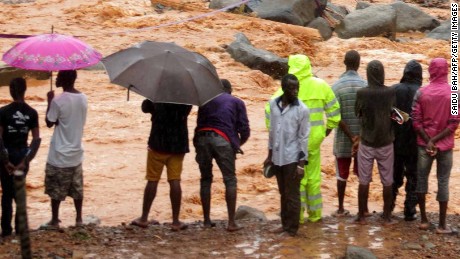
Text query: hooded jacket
412 58 460 151
355 60 396 148
392 60 422 155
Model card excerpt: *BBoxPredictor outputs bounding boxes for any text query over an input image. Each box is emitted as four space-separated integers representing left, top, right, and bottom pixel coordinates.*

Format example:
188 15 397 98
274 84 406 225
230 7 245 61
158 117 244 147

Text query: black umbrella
102 41 224 106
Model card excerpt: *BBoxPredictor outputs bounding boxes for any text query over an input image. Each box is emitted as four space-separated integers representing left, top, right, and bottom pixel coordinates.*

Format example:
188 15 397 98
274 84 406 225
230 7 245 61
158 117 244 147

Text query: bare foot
354 217 367 225
203 221 216 228
419 222 431 230
383 218 398 226
131 218 149 228
171 222 188 231
332 209 350 217
436 226 454 234
227 224 243 232
39 220 60 230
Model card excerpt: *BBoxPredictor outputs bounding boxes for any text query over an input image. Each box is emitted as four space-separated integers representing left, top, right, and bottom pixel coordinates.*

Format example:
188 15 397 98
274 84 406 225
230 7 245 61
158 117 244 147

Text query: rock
307 17 333 40
403 242 423 250
226 33 288 79
346 245 377 259
209 0 254 12
250 0 327 26
427 20 451 41
0 0 36 3
335 5 396 39
424 242 436 249
235 205 267 222
420 235 429 241
83 215 101 226
326 2 349 23
0 64 50 86
356 1 371 10
390 1 440 32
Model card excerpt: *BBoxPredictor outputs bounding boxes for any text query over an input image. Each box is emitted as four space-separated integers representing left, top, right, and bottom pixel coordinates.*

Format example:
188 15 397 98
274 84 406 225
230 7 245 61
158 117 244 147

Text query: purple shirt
196 93 250 151
412 58 460 151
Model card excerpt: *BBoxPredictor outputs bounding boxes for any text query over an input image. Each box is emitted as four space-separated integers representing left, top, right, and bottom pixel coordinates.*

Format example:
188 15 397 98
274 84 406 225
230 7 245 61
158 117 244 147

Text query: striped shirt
332 70 366 157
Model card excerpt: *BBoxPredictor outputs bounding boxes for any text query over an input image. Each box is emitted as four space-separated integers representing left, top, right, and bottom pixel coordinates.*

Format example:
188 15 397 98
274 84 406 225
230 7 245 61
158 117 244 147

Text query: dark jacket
392 60 422 155
142 100 192 154
356 60 396 148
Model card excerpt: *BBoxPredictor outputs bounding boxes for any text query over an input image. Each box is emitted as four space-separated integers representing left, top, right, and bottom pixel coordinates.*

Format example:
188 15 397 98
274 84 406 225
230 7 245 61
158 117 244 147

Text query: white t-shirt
46 92 87 168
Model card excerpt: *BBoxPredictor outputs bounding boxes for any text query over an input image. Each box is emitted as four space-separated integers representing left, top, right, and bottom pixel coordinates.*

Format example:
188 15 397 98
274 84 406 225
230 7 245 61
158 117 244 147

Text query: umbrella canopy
2 33 102 71
102 41 225 106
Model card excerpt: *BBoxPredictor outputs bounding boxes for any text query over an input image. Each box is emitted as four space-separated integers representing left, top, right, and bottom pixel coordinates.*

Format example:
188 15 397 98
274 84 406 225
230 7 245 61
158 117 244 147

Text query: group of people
0 51 458 238
264 51 459 236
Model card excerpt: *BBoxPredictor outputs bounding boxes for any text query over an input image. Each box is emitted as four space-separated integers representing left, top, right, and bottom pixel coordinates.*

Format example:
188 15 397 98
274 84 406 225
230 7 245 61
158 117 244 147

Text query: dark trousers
274 163 301 235
0 148 27 236
194 132 236 195
392 153 418 217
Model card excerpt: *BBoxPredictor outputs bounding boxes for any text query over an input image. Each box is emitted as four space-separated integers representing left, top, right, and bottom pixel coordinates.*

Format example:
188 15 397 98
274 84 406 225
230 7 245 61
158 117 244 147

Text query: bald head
344 50 360 71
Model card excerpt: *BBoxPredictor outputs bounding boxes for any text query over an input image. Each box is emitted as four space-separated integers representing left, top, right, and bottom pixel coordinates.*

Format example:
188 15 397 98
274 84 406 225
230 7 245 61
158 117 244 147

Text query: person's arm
324 86 341 136
0 127 15 174
16 127 41 172
45 91 57 128
264 101 274 167
237 100 250 147
297 106 310 175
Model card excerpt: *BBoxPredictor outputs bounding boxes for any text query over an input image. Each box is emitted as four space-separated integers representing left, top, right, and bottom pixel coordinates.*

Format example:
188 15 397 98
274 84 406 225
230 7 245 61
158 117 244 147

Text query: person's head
288 54 312 79
56 70 77 89
400 59 422 85
366 60 385 88
281 74 299 103
428 57 448 83
9 77 26 101
344 50 360 71
221 79 232 94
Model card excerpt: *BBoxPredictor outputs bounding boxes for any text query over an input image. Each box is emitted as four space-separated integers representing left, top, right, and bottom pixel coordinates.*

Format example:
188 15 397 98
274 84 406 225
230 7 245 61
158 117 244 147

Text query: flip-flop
436 226 455 234
226 225 243 232
148 220 160 226
171 223 188 232
39 221 60 231
332 210 350 217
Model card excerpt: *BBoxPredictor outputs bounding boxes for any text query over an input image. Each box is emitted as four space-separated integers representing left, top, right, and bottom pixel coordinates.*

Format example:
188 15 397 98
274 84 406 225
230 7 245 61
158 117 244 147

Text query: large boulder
307 17 332 40
235 205 267 222
346 245 377 259
226 33 288 79
427 20 451 41
335 5 396 39
390 1 440 32
209 0 258 12
250 0 327 26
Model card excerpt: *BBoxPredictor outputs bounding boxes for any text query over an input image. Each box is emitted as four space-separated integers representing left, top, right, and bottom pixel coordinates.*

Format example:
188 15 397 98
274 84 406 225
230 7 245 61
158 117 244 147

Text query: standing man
44 70 87 229
194 79 250 231
331 50 366 217
266 54 340 223
0 78 41 237
131 100 192 231
265 74 310 236
355 60 396 225
391 60 423 221
412 58 459 233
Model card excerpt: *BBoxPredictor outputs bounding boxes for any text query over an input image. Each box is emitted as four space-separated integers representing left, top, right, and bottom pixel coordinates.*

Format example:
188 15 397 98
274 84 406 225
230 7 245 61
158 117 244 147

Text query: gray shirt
332 70 366 157
268 97 310 166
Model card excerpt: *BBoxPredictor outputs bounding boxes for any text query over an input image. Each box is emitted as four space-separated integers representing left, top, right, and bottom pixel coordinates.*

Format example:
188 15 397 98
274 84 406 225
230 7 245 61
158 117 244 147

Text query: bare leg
50 199 61 226
226 187 242 231
200 182 213 227
383 186 397 225
74 199 83 226
438 201 448 230
169 179 186 230
337 180 347 213
418 193 430 229
132 181 158 228
355 184 369 224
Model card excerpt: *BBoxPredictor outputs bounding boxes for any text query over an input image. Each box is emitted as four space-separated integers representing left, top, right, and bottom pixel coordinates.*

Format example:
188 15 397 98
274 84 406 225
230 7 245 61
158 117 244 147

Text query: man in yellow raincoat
266 54 340 223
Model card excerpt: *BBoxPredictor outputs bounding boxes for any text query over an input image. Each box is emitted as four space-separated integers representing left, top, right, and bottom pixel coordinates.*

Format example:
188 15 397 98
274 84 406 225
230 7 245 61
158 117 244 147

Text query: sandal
332 209 350 217
39 221 60 231
436 226 456 234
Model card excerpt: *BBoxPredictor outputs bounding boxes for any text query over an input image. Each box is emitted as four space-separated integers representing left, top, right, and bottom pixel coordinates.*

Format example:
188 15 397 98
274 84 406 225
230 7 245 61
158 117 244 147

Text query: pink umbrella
2 33 102 89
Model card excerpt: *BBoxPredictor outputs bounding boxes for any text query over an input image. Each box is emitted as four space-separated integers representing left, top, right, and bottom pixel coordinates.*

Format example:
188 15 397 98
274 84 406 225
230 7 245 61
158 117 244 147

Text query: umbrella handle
127 85 133 101
50 71 53 91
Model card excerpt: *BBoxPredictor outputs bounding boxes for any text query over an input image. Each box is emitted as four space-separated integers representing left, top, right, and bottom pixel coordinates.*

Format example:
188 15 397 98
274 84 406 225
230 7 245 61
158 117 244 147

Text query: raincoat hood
288 54 313 80
366 60 385 88
400 60 422 85
428 58 448 84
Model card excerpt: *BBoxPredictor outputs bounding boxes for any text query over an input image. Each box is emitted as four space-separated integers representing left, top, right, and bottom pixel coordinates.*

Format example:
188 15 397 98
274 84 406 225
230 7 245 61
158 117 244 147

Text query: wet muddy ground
0 212 459 258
